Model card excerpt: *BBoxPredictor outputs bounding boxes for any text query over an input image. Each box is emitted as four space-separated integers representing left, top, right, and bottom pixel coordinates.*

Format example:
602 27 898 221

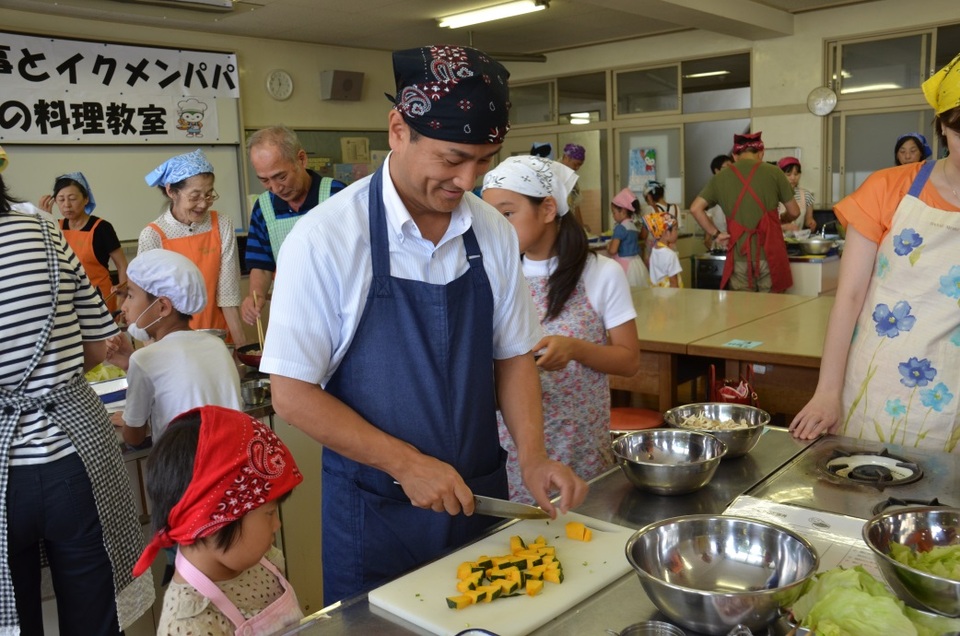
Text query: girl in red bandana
134 405 304 636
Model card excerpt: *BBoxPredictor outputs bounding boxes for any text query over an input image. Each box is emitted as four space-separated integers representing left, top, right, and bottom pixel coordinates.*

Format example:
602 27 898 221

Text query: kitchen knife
473 495 549 520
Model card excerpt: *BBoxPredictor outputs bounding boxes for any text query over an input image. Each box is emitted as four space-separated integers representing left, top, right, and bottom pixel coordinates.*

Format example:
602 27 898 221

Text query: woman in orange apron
790 52 960 452
139 149 246 345
40 172 127 312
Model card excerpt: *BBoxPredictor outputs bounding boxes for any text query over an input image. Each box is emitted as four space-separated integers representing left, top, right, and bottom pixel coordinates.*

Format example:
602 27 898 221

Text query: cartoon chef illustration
176 98 207 138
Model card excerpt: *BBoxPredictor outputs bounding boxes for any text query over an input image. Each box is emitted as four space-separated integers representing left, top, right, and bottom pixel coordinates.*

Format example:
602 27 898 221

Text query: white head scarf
127 249 207 315
482 156 579 216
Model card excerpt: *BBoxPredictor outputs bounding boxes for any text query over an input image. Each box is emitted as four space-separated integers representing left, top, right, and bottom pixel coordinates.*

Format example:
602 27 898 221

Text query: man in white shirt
261 45 588 603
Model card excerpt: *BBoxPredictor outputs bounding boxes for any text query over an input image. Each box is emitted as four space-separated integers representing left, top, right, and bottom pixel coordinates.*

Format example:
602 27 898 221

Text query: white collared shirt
261 152 540 386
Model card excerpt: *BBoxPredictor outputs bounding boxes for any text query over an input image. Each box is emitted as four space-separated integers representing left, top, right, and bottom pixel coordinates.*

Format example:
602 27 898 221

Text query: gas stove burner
871 497 953 516
818 448 922 489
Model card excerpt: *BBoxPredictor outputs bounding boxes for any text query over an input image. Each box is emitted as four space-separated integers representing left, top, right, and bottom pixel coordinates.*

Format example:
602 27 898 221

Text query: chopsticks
253 290 265 350
102 280 128 305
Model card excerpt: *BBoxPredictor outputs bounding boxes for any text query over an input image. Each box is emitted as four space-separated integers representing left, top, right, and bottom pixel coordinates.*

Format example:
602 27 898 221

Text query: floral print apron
498 272 611 504
840 162 960 452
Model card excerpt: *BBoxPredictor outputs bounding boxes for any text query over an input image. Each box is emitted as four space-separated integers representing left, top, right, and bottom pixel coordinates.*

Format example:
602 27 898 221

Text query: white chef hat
482 156 579 216
127 249 207 315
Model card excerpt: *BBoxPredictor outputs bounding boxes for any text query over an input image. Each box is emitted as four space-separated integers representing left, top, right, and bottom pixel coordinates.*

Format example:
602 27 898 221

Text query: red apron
61 217 116 311
147 210 228 335
720 163 793 293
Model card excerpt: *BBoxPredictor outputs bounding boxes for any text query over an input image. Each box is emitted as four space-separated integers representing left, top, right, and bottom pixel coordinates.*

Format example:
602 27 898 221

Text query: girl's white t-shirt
648 245 683 285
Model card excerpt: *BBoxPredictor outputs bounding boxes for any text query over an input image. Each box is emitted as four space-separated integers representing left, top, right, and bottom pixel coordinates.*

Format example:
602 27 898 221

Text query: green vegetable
84 363 126 383
790 566 960 636
891 542 960 581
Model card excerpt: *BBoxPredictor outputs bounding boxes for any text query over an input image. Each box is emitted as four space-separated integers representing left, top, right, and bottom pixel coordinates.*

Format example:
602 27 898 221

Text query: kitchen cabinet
786 256 840 296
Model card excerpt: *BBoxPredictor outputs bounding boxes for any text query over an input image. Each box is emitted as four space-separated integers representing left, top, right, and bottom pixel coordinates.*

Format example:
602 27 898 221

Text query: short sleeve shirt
834 162 960 244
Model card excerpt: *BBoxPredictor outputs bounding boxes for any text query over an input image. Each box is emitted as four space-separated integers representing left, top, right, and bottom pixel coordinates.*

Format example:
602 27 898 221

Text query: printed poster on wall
629 147 657 187
0 31 238 143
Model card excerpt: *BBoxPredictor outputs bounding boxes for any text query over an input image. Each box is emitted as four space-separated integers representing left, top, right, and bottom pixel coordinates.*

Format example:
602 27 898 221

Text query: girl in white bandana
482 156 640 503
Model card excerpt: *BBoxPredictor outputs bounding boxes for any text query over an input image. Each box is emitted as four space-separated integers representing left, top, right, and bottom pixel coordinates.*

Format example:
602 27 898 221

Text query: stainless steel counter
280 428 811 636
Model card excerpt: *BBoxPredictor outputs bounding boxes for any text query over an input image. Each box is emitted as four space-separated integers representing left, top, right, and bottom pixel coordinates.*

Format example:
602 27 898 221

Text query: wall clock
807 86 838 116
266 69 294 101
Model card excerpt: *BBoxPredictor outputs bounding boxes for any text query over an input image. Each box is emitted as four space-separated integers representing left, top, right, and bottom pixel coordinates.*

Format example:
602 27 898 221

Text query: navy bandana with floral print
389 45 511 144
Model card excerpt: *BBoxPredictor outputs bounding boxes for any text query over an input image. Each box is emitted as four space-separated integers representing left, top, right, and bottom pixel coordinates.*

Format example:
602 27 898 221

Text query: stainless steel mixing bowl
611 429 727 495
663 403 769 458
796 237 835 255
863 506 960 617
626 515 819 635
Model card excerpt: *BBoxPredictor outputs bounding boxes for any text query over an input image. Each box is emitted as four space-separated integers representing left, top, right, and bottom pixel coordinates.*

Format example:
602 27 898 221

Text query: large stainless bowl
663 403 769 458
626 515 820 635
863 507 960 617
612 429 727 496
796 237 836 255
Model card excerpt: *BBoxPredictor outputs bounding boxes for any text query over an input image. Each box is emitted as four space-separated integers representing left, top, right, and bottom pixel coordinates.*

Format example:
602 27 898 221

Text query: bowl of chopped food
236 343 263 370
862 506 960 617
663 403 769 458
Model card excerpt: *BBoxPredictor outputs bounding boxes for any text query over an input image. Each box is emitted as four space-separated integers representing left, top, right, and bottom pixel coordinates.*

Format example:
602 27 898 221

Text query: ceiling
4 0 883 57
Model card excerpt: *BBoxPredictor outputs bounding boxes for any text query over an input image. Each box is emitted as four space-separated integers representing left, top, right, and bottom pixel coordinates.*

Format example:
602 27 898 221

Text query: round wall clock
807 86 838 116
266 69 294 101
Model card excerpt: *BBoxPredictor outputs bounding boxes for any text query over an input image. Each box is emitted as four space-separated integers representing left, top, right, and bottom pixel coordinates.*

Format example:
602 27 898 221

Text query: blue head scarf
145 149 214 188
57 171 97 214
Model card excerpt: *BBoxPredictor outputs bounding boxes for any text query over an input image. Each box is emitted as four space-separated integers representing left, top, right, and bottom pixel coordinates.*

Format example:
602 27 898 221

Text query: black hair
0 175 24 216
530 143 552 158
615 199 642 218
934 107 960 154
523 195 590 321
52 176 88 200
645 184 665 202
710 154 733 173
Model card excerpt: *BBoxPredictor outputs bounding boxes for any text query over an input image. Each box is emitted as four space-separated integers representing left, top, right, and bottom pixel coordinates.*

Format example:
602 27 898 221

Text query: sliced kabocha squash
475 584 502 603
565 521 593 542
446 594 473 610
456 571 484 593
526 579 544 596
509 535 527 554
543 567 564 584
494 578 522 596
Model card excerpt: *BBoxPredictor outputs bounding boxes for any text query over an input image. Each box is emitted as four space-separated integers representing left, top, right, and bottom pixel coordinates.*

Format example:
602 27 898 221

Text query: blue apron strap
907 160 936 198
367 166 392 297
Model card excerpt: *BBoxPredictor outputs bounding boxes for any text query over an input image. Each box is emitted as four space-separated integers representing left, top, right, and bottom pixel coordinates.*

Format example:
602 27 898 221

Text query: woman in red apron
791 52 960 452
134 405 304 636
40 172 128 312
140 149 246 345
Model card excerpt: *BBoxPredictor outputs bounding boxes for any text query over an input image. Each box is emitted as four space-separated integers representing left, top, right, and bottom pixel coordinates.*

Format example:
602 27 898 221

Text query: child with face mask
109 249 242 446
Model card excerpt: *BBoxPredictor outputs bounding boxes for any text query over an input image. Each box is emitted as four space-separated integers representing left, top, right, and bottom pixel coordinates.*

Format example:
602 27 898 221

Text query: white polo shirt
261 153 540 387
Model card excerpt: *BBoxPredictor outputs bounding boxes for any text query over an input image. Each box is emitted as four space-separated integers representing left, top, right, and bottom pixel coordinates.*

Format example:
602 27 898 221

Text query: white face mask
126 298 162 343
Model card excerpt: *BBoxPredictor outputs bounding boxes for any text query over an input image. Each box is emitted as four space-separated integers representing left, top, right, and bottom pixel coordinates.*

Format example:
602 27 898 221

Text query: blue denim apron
320 166 508 604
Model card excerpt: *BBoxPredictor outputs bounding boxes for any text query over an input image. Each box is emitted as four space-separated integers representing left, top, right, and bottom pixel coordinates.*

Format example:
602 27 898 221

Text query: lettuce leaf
891 542 960 581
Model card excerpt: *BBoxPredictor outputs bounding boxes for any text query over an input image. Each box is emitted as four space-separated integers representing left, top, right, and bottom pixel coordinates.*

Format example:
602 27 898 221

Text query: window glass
615 66 679 116
510 82 555 126
935 23 960 71
558 72 606 124
681 54 750 113
683 119 749 204
839 35 923 95
618 127 681 227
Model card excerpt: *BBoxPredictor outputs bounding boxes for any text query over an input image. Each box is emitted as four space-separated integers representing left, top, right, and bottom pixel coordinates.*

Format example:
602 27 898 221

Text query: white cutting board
368 511 636 636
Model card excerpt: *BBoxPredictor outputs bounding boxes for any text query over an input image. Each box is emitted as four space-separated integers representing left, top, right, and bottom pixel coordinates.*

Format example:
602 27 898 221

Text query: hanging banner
0 31 237 142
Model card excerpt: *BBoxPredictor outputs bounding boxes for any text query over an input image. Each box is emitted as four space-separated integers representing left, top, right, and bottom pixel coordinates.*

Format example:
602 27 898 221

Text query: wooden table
609 288 813 411
686 295 834 417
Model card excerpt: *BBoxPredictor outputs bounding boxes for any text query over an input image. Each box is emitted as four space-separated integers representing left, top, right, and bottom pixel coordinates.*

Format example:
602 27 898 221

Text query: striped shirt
137 208 243 307
261 153 541 387
244 170 347 273
0 212 119 465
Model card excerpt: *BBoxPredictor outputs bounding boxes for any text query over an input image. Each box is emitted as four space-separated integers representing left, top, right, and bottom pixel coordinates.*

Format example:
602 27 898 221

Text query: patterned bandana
777 156 801 172
144 148 215 187
611 187 638 210
132 406 303 577
57 171 97 214
894 133 932 161
642 180 664 197
643 210 676 240
732 132 764 155
390 45 511 144
482 156 579 216
563 143 585 161
923 51 960 115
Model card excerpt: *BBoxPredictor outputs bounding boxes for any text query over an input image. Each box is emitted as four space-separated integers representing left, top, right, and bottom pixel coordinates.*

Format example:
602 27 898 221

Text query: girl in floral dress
482 156 640 503
790 52 960 452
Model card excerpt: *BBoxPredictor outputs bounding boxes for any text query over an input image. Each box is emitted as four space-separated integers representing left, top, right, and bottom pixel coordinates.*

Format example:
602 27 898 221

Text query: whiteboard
3 143 246 242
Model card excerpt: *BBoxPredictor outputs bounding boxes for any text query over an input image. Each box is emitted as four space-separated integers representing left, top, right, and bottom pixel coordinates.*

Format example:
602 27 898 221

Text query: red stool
609 407 663 435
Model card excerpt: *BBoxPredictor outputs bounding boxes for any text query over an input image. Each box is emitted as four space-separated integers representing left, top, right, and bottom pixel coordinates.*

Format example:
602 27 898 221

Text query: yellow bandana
643 211 674 240
922 51 960 115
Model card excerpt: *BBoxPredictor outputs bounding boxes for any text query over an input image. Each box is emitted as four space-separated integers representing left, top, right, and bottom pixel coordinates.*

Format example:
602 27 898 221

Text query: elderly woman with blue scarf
39 172 128 313
136 149 245 345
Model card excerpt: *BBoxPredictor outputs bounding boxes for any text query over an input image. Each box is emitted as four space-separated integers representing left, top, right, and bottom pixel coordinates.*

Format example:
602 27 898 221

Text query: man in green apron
241 126 346 325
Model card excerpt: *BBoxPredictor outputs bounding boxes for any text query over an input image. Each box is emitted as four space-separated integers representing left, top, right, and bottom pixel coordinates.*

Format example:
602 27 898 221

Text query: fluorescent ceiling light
438 1 547 29
682 70 730 79
841 83 901 94
569 112 590 118
570 118 590 125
